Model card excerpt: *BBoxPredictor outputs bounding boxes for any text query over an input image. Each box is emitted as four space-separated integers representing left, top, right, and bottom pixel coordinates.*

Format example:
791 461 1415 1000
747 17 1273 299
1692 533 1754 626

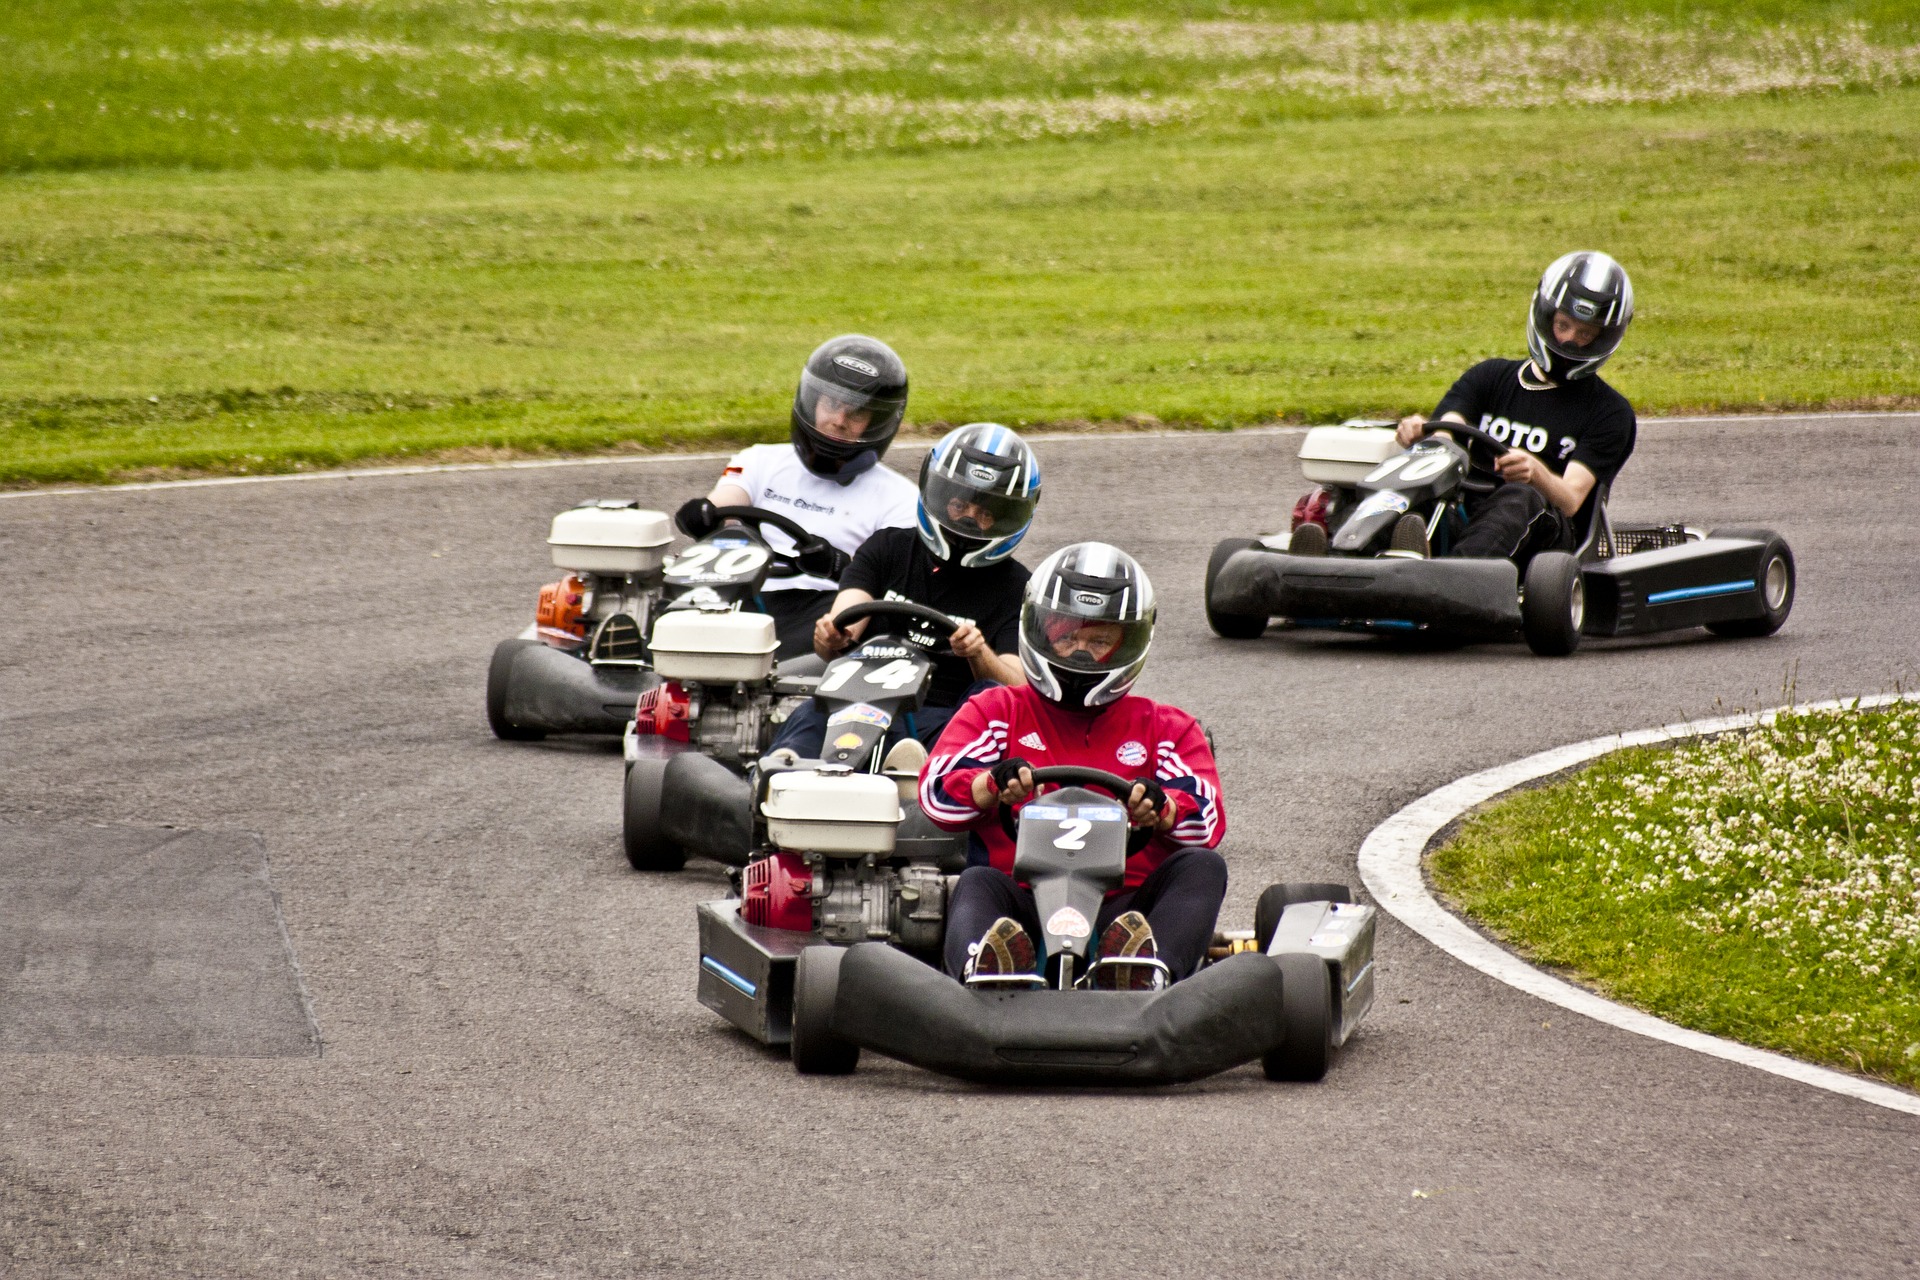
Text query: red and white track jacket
919 683 1224 891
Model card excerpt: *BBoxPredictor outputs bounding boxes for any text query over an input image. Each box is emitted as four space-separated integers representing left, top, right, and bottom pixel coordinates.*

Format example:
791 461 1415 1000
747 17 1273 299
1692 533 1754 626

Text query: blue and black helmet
915 423 1041 568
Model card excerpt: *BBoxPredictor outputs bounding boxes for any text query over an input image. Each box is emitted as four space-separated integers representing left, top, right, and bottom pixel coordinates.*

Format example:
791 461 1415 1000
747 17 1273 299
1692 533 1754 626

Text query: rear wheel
790 947 860 1075
1521 551 1583 657
623 755 687 872
486 639 546 740
1205 538 1268 640
1704 531 1795 638
1254 882 1355 953
1264 952 1333 1082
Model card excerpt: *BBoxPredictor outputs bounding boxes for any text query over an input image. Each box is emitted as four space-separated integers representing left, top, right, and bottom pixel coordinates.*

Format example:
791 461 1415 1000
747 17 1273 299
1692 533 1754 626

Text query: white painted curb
1358 693 1920 1118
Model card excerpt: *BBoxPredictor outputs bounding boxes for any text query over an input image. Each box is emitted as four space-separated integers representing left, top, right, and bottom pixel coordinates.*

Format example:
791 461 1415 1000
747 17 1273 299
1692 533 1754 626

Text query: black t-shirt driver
839 526 1029 706
1434 358 1637 531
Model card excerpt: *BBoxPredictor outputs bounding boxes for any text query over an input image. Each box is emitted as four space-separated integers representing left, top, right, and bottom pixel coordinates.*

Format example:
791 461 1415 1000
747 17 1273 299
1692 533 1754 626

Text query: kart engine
681 683 770 766
532 572 657 652
740 852 948 950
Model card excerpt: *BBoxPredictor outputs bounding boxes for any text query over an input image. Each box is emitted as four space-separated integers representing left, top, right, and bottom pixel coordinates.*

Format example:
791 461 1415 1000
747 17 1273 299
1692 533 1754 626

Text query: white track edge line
6 410 1915 502
1357 692 1920 1118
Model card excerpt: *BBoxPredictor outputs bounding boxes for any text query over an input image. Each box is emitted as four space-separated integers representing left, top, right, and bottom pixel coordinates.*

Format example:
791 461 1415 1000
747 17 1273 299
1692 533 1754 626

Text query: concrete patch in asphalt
0 823 320 1057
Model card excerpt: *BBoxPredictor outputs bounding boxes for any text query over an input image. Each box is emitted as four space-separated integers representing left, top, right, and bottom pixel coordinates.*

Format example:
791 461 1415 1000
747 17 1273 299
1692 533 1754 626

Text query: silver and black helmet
1526 251 1634 383
916 423 1041 568
790 334 909 482
1018 542 1155 712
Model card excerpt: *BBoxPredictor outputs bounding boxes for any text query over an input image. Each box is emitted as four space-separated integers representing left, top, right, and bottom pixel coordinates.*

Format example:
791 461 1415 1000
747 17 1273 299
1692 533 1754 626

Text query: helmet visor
921 466 1037 539
1536 293 1628 364
1021 600 1152 675
796 370 906 444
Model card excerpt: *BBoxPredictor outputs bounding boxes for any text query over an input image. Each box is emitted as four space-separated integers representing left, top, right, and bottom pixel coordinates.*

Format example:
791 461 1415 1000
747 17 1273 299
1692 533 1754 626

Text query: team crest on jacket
1115 740 1148 767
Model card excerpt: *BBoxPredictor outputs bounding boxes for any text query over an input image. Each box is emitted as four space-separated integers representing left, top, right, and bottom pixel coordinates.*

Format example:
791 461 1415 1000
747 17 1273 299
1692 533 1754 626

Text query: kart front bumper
1212 547 1522 634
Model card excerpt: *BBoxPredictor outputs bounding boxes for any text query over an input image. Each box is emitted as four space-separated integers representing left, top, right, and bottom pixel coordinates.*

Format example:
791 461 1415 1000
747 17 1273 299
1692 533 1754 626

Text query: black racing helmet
1018 542 1155 713
790 334 909 482
1526 251 1634 382
916 423 1042 568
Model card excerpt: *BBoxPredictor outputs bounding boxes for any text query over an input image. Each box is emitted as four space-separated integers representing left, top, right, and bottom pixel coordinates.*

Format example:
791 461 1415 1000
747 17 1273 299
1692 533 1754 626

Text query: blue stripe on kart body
701 955 758 998
1647 579 1755 606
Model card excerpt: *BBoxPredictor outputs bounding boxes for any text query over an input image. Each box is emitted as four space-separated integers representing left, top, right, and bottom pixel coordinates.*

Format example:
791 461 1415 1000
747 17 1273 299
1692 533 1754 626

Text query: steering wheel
996 765 1142 843
1421 422 1510 493
708 505 841 575
831 600 963 654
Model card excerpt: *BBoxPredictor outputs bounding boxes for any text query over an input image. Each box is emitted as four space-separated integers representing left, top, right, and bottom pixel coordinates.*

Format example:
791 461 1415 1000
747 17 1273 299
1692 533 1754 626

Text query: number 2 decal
1053 818 1092 850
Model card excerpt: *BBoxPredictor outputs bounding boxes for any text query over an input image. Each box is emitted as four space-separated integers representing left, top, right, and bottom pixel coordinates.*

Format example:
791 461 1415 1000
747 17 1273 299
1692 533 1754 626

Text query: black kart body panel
829 943 1288 1086
499 639 656 735
1212 549 1521 634
1579 536 1777 637
659 753 756 867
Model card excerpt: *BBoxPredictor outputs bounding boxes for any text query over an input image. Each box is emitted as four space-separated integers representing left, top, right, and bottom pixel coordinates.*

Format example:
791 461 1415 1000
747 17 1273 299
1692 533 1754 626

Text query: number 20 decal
1053 818 1092 850
666 544 768 577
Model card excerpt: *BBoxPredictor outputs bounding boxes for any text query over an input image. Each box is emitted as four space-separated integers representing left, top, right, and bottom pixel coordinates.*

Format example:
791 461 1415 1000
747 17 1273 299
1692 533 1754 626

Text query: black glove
1130 776 1169 825
793 540 851 581
674 496 719 539
989 757 1033 795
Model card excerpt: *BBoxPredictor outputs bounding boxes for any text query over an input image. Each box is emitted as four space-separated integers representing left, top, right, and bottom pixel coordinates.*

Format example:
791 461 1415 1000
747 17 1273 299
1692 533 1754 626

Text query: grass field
1430 703 1920 1090
2 1 1916 483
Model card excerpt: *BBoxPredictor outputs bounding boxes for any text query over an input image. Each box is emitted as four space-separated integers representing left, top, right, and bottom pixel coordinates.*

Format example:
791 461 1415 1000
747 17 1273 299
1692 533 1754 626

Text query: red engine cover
740 851 814 932
633 680 691 742
1291 485 1333 531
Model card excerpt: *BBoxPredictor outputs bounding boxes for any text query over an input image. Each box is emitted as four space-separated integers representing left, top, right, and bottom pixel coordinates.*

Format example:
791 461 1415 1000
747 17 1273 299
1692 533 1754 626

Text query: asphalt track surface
3 414 1918 1277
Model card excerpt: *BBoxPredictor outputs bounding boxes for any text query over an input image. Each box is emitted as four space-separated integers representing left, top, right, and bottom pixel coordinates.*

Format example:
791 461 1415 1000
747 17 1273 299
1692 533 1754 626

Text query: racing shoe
1092 910 1170 991
1288 522 1329 557
964 917 1041 987
881 737 928 774
1388 512 1430 559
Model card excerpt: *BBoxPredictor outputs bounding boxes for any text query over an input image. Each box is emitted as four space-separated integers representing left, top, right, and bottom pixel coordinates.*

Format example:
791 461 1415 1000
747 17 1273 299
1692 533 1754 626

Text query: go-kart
698 765 1376 1086
623 599 971 873
486 499 673 739
487 502 845 740
1204 420 1796 656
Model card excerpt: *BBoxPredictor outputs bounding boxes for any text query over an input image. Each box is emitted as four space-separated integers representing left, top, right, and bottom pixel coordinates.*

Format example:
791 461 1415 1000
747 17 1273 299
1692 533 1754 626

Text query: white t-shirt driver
720 444 918 593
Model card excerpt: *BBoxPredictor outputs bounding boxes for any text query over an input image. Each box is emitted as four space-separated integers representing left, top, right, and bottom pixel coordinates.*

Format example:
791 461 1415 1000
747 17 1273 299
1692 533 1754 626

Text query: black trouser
942 847 1229 982
757 588 838 660
1449 483 1573 569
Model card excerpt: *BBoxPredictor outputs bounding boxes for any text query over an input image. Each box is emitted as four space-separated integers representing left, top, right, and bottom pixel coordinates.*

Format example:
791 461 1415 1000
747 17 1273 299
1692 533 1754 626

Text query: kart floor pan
830 944 1290 1086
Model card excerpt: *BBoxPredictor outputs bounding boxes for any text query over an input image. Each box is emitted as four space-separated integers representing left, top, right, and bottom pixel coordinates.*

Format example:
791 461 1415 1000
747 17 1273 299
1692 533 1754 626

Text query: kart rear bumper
1212 547 1522 633
829 943 1288 1086
499 638 654 735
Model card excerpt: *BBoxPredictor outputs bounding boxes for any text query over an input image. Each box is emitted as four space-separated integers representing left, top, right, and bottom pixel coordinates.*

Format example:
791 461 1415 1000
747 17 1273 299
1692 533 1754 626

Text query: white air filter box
549 503 673 575
1298 422 1400 486
649 610 778 683
762 770 902 856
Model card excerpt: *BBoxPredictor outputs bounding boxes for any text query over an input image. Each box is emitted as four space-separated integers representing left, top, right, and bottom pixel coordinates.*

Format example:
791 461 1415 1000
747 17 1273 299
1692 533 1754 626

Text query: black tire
790 947 860 1076
1204 538 1268 640
1521 551 1583 657
486 639 546 740
1704 531 1795 638
1254 882 1356 952
623 755 687 872
1263 951 1334 1083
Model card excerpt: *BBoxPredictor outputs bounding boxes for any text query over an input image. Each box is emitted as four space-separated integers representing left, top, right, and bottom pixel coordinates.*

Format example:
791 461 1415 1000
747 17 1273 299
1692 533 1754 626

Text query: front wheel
623 755 687 872
790 946 860 1075
1521 551 1583 657
486 639 546 740
1205 538 1268 640
1705 532 1795 638
1264 952 1333 1082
